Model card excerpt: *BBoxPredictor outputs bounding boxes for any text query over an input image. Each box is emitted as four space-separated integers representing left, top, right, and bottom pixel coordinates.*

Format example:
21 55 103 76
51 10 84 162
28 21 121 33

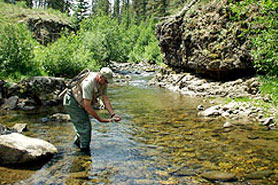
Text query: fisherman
63 67 121 151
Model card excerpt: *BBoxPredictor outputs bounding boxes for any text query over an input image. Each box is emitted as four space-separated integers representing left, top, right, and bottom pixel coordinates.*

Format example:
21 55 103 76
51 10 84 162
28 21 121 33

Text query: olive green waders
63 91 91 149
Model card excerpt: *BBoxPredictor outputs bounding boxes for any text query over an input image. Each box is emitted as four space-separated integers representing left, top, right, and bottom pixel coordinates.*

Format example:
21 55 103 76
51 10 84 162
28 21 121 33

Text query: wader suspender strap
58 68 90 98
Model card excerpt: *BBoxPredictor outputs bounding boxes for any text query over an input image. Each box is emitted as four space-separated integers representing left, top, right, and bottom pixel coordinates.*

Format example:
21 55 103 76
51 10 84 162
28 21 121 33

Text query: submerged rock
201 171 237 182
0 133 57 165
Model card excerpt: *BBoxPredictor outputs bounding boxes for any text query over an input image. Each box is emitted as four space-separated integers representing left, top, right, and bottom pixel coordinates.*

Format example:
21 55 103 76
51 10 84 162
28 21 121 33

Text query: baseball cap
100 67 114 83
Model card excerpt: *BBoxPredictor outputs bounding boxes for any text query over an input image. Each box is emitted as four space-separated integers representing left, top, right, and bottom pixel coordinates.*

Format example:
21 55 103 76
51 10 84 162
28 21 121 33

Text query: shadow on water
1 72 278 184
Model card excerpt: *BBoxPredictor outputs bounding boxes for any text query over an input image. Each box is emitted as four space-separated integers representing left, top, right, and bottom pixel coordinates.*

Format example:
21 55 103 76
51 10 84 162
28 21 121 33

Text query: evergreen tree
146 0 170 18
91 0 97 15
25 0 33 7
47 0 67 12
73 0 90 24
121 0 131 26
94 0 111 15
113 0 120 18
132 0 147 23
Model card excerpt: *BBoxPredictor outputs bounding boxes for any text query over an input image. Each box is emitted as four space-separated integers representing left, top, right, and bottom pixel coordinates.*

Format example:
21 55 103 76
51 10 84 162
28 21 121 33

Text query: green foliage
251 1 278 76
259 75 278 105
15 1 27 8
35 15 162 78
0 1 163 80
36 33 99 78
79 16 125 65
128 19 162 64
229 0 278 76
72 0 90 25
78 16 162 65
0 19 41 80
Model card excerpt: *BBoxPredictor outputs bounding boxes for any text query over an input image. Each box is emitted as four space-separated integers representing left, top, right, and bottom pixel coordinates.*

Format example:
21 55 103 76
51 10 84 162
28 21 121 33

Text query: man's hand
111 114 121 122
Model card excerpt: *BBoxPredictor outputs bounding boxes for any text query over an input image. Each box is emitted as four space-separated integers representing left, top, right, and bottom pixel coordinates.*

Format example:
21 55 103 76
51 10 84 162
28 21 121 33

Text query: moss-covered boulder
156 0 256 80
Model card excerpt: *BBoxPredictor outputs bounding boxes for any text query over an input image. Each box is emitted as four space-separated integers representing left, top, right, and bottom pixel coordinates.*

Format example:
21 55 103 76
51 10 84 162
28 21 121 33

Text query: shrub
0 19 41 80
128 19 162 64
251 1 278 76
229 0 278 76
79 16 128 65
36 33 99 78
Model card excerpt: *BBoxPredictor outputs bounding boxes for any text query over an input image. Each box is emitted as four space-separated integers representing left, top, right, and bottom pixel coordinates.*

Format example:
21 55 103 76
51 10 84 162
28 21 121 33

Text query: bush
229 0 278 76
0 19 41 80
36 33 99 78
260 75 278 105
79 16 129 65
251 0 278 76
128 19 162 64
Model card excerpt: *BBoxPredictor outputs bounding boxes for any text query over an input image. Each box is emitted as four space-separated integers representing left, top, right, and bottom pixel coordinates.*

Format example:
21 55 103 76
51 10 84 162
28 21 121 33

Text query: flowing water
1 72 278 185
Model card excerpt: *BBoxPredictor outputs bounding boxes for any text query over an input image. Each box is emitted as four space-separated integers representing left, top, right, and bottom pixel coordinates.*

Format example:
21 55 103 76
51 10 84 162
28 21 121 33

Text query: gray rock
12 123 27 133
0 133 57 165
1 96 19 110
198 105 221 117
8 76 66 107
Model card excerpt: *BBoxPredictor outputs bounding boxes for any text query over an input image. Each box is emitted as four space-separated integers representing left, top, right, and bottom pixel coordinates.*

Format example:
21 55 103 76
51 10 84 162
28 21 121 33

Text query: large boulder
0 133 57 165
156 0 256 80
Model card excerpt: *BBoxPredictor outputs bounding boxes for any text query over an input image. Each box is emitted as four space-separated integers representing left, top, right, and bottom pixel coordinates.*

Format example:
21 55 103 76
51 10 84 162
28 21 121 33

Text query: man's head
99 67 113 84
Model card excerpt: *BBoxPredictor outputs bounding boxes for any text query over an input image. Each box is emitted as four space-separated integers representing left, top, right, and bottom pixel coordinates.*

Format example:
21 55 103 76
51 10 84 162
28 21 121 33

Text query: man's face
99 75 108 85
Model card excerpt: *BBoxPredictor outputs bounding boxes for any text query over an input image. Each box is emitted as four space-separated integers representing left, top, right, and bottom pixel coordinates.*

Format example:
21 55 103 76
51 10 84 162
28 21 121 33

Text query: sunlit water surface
1 73 278 185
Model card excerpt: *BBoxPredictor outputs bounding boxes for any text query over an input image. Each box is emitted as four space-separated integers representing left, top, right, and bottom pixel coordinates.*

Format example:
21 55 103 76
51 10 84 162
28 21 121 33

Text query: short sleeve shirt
81 72 107 100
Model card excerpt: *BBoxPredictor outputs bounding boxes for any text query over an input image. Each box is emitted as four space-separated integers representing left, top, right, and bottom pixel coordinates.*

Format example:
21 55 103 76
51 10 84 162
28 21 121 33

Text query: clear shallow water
1 73 278 184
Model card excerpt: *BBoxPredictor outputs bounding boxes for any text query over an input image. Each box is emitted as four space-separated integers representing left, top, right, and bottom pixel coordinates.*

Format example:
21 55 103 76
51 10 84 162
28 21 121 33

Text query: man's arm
103 95 121 122
83 99 110 122
103 95 114 116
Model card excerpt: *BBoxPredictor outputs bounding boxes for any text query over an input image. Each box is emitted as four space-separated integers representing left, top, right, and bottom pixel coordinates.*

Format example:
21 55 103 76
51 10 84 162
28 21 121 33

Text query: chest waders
62 69 92 149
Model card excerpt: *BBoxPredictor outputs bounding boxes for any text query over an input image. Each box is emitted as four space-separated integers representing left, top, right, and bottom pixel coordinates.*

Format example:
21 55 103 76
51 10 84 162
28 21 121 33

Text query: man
63 67 121 151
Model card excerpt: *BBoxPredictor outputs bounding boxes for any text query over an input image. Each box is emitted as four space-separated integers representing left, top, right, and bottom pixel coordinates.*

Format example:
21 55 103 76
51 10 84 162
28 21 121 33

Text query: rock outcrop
156 0 255 80
0 76 66 110
0 133 57 165
24 16 74 45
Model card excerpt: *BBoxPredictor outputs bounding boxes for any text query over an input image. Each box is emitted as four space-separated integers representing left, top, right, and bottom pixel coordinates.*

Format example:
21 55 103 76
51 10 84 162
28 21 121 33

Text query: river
1 72 278 184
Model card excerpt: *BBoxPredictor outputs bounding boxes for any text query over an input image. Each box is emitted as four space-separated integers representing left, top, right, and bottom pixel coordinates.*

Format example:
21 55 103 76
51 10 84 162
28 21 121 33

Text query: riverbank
146 64 278 129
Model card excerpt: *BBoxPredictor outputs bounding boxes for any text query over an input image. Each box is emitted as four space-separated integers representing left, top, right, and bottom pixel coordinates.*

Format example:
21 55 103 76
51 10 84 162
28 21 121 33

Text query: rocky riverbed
148 65 278 129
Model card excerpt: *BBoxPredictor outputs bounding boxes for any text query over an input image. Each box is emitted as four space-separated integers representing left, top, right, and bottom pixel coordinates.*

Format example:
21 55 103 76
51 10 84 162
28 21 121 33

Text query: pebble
223 122 233 128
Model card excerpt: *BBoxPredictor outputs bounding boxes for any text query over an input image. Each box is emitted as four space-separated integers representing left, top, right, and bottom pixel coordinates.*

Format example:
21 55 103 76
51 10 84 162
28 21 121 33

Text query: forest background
0 0 277 104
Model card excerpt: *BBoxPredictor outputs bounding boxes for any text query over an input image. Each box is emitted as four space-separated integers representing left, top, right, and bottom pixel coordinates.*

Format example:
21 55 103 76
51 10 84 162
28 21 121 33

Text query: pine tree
146 0 170 18
132 0 147 23
47 0 67 12
94 0 111 16
74 0 90 23
113 0 120 18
